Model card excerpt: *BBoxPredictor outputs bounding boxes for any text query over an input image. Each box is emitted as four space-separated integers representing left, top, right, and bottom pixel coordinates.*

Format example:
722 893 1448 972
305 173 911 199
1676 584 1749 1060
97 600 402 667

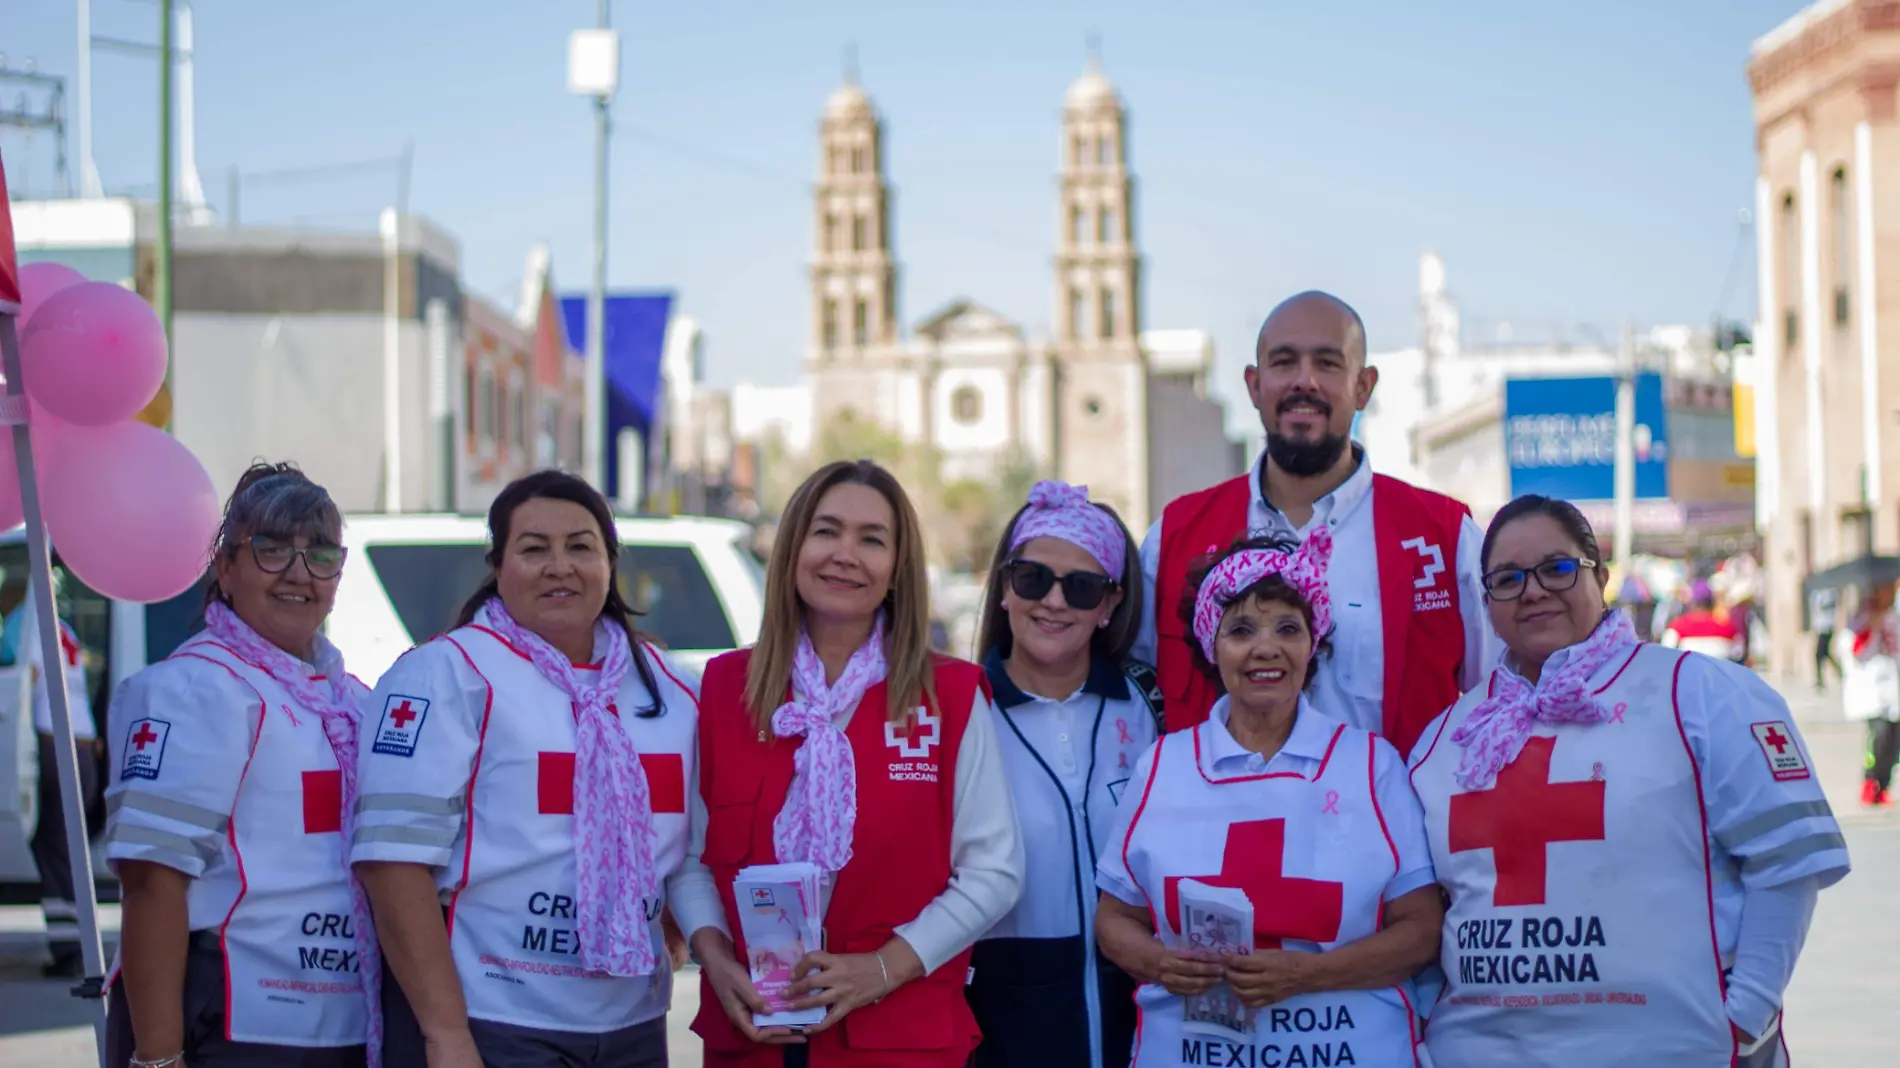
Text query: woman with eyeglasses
103 463 375 1068
1409 495 1851 1068
963 481 1157 1068
965 480 1155 1064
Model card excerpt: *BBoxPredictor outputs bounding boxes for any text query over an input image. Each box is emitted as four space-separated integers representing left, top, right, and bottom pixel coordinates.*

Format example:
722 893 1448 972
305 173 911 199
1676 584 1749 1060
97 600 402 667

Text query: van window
364 542 737 651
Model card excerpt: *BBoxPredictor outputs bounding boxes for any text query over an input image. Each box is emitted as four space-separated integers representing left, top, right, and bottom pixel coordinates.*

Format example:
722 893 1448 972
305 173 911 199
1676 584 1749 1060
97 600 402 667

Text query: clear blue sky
5 0 1799 430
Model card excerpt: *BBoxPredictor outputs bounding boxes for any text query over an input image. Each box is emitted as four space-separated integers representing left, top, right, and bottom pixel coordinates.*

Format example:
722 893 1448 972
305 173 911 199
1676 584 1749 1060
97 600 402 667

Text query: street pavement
3 673 1894 1066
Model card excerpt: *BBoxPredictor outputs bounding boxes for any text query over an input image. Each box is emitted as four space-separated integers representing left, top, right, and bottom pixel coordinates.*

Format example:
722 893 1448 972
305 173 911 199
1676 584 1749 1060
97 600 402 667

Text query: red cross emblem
1760 726 1790 754
131 723 159 750
1163 819 1344 948
1449 735 1605 907
389 699 421 729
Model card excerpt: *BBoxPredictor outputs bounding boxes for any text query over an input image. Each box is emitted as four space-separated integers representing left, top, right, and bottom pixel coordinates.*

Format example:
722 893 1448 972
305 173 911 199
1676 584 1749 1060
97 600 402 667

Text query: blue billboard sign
1504 374 1668 501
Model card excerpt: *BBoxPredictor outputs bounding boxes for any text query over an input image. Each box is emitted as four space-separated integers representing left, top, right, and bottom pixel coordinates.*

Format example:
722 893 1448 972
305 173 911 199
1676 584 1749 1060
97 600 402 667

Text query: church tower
809 67 898 369
1050 49 1150 531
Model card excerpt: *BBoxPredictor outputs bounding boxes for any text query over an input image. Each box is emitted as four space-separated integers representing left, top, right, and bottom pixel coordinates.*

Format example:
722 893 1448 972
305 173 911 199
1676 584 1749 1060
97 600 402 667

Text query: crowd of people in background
15 290 1853 1068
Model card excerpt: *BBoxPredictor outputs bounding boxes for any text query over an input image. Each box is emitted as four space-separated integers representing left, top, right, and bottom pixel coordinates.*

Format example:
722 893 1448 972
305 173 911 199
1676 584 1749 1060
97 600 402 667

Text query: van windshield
364 542 738 651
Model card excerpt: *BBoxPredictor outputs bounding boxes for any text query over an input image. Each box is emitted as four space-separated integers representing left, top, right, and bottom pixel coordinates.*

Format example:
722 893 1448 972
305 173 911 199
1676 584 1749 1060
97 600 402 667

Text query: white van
0 513 765 894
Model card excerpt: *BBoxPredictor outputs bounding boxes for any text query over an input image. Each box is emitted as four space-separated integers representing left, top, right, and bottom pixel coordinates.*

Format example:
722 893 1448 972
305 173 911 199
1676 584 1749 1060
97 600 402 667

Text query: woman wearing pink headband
1409 495 1850 1067
967 481 1157 1068
1094 531 1443 1068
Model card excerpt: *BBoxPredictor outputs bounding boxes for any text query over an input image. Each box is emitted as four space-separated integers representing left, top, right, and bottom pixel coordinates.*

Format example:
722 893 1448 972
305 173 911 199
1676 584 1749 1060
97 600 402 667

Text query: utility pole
156 0 174 372
1611 324 1637 590
569 3 618 494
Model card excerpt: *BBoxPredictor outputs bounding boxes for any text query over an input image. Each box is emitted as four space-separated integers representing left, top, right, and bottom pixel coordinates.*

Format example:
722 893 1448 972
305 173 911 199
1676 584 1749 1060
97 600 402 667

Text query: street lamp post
569 4 619 494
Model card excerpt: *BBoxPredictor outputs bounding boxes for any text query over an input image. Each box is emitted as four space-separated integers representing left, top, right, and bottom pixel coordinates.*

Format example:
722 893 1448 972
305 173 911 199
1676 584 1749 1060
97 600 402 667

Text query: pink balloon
18 282 168 426
0 398 77 532
15 262 87 326
43 422 220 603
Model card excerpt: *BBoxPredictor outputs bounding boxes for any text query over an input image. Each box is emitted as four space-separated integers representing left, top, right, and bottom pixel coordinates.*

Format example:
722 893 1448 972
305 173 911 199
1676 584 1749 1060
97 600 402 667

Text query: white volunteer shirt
1409 645 1851 1062
1133 447 1498 735
350 627 701 1034
17 598 95 739
669 677 1026 977
103 632 368 1047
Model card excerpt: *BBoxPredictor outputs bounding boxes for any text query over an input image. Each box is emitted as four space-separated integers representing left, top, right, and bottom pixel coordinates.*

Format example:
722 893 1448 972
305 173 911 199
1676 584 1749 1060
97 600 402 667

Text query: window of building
854 299 868 345
1832 167 1852 327
1071 205 1085 244
951 385 982 426
823 299 840 348
1072 135 1085 167
823 213 838 253
851 145 864 174
1070 287 1087 340
1098 207 1114 244
1096 136 1109 165
883 287 895 342
512 380 529 454
829 146 842 175
474 367 494 444
851 214 866 252
1084 396 1104 417
1781 192 1799 347
1099 287 1117 339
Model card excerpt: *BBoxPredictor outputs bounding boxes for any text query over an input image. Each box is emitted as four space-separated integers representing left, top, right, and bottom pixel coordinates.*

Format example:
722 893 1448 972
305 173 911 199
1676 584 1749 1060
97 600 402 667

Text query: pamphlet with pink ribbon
735 862 826 1027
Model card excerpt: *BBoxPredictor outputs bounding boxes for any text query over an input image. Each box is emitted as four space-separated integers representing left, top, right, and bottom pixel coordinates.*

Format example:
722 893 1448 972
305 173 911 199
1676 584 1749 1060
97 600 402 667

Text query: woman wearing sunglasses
104 463 375 1068
966 480 1158 1068
1410 495 1851 1068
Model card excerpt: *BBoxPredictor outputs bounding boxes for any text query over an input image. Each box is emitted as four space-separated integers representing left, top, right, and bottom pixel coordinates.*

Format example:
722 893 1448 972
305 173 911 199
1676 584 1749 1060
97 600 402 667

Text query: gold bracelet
873 950 891 1002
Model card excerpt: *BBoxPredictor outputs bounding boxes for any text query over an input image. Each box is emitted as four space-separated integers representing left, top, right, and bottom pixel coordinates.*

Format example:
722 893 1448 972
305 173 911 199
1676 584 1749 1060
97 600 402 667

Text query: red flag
0 153 18 314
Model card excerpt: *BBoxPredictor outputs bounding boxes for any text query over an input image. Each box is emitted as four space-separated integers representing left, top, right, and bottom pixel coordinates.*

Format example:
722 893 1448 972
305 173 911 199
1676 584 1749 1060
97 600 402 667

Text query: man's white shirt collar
1247 443 1375 541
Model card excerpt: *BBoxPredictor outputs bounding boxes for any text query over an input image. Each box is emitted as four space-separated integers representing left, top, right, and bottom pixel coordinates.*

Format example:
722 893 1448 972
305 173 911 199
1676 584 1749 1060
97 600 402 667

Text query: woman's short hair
973 499 1143 665
1480 495 1604 575
744 459 934 728
1175 535 1332 692
204 461 342 607
452 469 665 717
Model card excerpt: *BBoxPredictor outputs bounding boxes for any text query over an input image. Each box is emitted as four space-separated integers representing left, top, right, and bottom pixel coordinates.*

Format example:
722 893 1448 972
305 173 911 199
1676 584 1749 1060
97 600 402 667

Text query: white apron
1410 644 1733 1066
1120 718 1421 1068
441 626 696 1033
186 637 367 1047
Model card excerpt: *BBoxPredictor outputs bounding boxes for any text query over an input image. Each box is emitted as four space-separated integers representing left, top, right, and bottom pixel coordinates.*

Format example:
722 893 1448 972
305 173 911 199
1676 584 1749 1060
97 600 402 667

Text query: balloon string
0 395 27 425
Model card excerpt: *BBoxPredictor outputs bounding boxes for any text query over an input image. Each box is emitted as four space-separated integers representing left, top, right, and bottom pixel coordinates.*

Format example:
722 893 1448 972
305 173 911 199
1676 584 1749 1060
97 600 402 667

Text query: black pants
31 731 98 965
105 934 367 1067
1867 719 1900 791
1815 631 1840 686
381 961 670 1067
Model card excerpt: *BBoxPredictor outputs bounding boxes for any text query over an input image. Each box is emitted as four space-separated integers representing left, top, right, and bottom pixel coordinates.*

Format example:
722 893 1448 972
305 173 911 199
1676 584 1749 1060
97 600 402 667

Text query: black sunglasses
1482 556 1596 602
250 535 347 580
1005 560 1118 611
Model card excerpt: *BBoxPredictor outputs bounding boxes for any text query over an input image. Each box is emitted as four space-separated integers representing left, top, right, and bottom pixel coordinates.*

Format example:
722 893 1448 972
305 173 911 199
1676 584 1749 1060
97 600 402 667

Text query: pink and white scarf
475 599 662 977
771 615 888 873
1450 608 1640 790
1190 526 1334 663
203 601 383 1067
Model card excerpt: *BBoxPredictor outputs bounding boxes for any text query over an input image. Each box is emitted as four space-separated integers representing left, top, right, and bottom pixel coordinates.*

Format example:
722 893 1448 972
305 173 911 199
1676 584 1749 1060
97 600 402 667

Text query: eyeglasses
250 535 347 580
1005 560 1117 611
1482 557 1596 602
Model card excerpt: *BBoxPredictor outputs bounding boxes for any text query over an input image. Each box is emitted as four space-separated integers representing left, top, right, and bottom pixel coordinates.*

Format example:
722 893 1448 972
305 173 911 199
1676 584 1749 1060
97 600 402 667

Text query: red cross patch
1751 721 1810 782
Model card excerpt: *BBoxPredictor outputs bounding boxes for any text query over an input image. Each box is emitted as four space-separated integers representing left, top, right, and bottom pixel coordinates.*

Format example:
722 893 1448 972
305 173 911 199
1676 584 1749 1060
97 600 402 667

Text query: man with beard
1131 290 1497 757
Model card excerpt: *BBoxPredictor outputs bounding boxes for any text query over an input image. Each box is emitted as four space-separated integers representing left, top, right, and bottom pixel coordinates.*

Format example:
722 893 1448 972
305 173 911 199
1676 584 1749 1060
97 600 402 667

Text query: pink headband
1009 480 1127 581
1190 526 1334 663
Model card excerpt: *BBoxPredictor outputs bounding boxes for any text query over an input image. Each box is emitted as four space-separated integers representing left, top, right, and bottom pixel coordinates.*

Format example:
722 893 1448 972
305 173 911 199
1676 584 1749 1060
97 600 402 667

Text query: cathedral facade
805 60 1237 536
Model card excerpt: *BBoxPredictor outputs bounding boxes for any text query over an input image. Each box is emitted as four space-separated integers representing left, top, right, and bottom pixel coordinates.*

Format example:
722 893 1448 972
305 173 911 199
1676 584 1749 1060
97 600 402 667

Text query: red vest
691 648 988 1068
1154 472 1470 758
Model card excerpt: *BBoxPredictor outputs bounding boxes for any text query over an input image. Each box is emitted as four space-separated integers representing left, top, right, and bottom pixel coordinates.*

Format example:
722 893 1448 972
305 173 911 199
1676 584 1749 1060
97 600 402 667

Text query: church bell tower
809 58 898 368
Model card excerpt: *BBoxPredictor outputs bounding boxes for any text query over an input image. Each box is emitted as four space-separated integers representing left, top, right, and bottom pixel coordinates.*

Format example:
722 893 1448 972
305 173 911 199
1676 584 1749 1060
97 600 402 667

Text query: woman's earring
1097 618 1109 629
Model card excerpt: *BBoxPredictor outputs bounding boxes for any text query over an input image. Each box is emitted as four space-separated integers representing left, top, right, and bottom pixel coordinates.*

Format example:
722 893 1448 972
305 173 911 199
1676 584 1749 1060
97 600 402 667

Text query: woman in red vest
677 459 1025 1068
